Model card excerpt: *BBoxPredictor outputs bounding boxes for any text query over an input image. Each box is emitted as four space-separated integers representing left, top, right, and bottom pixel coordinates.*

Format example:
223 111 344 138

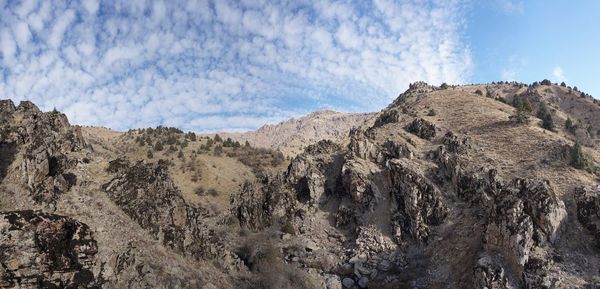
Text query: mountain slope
218 110 374 156
1 80 600 288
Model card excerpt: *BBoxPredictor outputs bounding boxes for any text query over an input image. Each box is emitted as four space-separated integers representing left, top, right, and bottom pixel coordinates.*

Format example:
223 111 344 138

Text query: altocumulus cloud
0 0 471 132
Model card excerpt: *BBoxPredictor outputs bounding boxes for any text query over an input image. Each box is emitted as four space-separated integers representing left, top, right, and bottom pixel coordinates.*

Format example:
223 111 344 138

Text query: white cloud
0 0 471 132
553 66 567 83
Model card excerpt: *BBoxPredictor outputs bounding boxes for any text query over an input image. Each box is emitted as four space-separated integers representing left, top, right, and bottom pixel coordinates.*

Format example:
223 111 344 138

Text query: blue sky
0 0 597 132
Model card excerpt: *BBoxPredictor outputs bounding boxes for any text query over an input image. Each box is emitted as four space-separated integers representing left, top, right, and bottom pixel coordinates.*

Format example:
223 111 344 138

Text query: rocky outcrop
473 254 514 289
286 140 344 206
103 158 234 262
0 210 100 288
405 118 436 140
574 186 600 249
388 160 448 244
0 100 85 206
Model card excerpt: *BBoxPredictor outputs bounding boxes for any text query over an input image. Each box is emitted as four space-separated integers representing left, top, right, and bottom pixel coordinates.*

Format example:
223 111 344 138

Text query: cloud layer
0 0 471 131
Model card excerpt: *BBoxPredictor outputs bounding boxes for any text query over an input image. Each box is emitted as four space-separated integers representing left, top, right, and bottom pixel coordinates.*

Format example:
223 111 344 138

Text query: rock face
575 186 600 249
102 158 231 261
405 118 437 140
0 100 85 206
388 160 447 244
0 210 100 288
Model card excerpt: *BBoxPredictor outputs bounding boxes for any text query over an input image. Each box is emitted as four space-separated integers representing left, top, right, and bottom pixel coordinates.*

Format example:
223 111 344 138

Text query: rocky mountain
217 110 374 156
1 80 600 289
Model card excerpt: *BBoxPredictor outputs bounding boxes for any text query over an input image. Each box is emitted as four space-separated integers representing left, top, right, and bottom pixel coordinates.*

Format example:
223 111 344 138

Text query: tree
214 134 223 142
540 79 552 86
440 83 449 89
560 82 566 87
177 150 184 159
245 140 251 148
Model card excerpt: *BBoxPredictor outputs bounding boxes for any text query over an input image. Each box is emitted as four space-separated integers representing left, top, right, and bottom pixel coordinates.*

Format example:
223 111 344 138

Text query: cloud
553 66 567 83
0 0 471 132
500 56 525 81
498 0 524 14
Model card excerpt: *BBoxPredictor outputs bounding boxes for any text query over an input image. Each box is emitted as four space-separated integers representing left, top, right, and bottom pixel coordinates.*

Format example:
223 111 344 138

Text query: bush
560 82 566 87
214 145 223 156
565 118 576 134
540 79 552 86
427 109 436 116
208 189 219 197
154 142 164 151
440 82 449 89
214 134 223 142
475 89 483 96
147 150 153 159
570 141 594 171
537 103 555 131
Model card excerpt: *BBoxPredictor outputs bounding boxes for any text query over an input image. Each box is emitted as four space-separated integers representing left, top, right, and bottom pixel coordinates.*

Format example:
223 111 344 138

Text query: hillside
217 110 374 156
1 80 600 289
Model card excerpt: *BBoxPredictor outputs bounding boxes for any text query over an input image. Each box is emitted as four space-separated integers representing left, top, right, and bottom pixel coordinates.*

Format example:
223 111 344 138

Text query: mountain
217 110 374 156
1 80 600 289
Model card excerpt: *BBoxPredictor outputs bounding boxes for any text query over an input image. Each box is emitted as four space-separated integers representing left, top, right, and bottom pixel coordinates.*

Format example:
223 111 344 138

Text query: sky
0 0 598 132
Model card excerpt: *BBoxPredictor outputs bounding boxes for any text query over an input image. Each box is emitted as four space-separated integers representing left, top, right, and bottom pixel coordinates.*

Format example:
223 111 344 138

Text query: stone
342 277 355 288
358 276 369 288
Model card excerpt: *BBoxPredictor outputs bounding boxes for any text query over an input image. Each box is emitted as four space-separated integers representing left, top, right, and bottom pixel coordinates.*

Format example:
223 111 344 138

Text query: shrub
440 82 449 89
540 79 552 86
570 141 594 172
177 150 184 159
195 186 205 196
147 150 153 159
541 113 555 131
208 189 219 197
475 89 483 96
427 109 436 116
214 134 223 142
214 145 223 156
154 142 164 151
560 82 566 87
565 118 576 134
537 103 555 131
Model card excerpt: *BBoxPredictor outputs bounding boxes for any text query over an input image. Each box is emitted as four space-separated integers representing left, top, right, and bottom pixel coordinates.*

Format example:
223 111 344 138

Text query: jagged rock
522 257 553 289
484 178 566 268
348 129 380 161
0 100 84 206
341 159 377 209
0 210 100 288
484 192 535 266
574 186 600 249
515 179 566 244
405 118 436 140
373 110 400 128
442 131 471 154
103 158 237 264
387 160 447 244
286 140 343 205
473 255 514 289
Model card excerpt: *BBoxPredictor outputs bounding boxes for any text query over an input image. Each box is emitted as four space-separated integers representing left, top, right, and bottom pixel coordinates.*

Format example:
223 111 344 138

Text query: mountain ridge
1 80 600 288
